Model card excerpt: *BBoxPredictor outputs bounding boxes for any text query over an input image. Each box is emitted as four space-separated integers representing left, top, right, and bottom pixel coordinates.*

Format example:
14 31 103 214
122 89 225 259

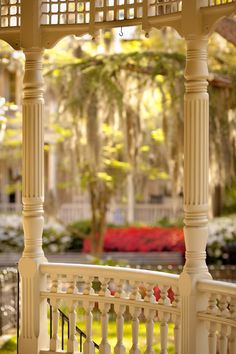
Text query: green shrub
155 217 183 228
65 220 92 251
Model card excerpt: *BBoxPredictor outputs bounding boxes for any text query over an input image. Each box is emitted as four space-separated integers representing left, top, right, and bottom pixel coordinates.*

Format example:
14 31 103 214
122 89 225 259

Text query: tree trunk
216 18 236 47
127 172 135 224
89 180 108 257
212 184 224 217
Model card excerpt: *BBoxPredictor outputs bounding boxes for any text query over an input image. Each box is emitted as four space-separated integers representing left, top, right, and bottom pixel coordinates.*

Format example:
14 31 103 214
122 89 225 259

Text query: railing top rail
40 262 179 286
197 278 236 297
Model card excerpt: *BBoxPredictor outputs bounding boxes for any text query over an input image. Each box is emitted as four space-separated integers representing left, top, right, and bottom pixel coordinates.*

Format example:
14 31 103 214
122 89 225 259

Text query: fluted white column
183 37 209 275
19 49 48 354
179 36 211 354
22 49 45 259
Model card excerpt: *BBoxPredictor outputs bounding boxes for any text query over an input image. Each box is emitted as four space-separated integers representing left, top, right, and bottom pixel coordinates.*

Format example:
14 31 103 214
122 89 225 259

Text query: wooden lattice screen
0 0 21 28
40 0 182 26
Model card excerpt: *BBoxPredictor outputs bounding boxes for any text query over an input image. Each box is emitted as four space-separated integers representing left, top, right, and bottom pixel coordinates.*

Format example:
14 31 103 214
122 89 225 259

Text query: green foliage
0 336 16 354
155 217 183 228
223 181 236 215
66 220 91 251
90 256 128 267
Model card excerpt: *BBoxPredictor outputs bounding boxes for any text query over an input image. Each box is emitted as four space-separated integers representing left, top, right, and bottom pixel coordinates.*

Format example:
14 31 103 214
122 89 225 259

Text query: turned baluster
144 283 156 304
172 286 181 354
50 275 60 352
206 293 218 354
129 306 141 354
218 295 230 354
158 285 170 354
83 276 95 296
229 297 236 354
114 303 126 354
99 303 111 354
83 276 95 354
67 274 77 295
144 308 155 354
99 278 111 297
143 282 156 354
115 279 125 299
129 281 141 301
98 278 111 354
207 322 217 354
83 301 95 354
67 275 78 353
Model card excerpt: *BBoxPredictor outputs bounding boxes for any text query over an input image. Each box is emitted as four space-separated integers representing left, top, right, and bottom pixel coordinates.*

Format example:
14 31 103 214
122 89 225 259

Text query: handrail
40 262 179 287
197 278 236 297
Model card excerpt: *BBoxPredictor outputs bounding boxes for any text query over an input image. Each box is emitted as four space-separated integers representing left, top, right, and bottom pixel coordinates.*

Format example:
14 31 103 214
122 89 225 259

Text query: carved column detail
19 49 48 354
179 36 211 354
183 37 209 274
22 49 45 259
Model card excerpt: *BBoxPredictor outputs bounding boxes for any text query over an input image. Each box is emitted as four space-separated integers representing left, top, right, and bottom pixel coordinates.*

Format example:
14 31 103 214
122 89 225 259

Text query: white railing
58 202 183 225
38 263 236 354
197 279 236 354
0 203 22 213
40 263 180 354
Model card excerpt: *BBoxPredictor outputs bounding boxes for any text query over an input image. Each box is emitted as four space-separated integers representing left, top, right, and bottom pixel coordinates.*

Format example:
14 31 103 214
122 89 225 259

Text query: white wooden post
179 35 212 354
18 1 48 353
18 48 48 354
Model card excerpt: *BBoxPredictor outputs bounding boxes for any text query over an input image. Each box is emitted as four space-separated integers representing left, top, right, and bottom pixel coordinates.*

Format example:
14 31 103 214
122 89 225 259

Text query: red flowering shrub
83 227 185 253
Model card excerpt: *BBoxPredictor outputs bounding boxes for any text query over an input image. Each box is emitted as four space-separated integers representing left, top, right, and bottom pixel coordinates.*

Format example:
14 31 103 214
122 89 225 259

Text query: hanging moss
46 49 236 212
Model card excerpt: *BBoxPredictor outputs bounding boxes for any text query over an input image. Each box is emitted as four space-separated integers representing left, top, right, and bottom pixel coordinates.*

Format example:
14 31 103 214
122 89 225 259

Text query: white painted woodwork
114 304 126 354
40 264 236 354
144 283 156 304
50 298 60 352
99 303 111 354
22 49 45 260
18 47 48 354
179 28 212 354
144 308 155 354
67 276 78 353
83 301 95 354
229 298 236 354
198 279 236 354
172 286 181 354
208 322 217 354
67 301 78 353
158 286 170 354
0 1 235 354
129 307 141 354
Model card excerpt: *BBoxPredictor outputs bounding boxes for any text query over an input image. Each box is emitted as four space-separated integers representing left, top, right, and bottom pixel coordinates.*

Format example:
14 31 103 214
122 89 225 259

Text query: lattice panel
41 0 182 26
203 0 234 6
0 0 21 28
148 0 182 16
41 0 91 25
94 0 144 23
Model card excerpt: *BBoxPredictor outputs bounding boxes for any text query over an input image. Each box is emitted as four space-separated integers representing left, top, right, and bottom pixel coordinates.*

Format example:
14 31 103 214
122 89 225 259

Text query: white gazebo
1 1 236 354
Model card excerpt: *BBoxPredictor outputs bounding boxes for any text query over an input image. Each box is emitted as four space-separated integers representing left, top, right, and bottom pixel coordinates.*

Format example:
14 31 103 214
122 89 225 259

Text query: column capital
185 36 209 90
